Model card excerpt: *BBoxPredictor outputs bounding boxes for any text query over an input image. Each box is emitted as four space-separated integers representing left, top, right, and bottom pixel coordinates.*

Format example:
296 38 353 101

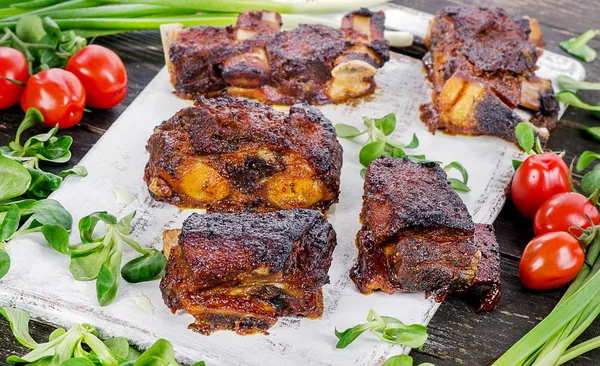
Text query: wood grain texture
1 0 600 365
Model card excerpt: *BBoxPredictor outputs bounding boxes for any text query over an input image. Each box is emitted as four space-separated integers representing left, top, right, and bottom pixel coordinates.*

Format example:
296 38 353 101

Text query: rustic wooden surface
1 0 600 365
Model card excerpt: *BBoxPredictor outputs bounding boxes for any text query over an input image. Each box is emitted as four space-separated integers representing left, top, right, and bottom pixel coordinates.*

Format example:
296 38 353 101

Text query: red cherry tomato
21 68 86 129
66 45 127 109
511 152 572 219
534 192 600 236
519 232 584 290
0 47 29 109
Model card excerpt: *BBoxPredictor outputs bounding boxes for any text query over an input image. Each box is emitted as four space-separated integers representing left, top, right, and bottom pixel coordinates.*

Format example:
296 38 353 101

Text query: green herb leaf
557 75 600 91
31 199 72 230
0 204 21 242
103 337 130 360
121 249 166 283
444 162 470 192
26 169 63 199
374 113 396 136
0 307 39 349
0 250 10 279
556 91 600 112
513 159 523 170
78 211 117 243
360 168 367 180
16 15 46 43
59 165 88 178
48 328 66 341
582 166 600 197
392 147 406 158
134 339 178 366
0 155 31 201
359 141 386 167
335 124 363 138
69 244 110 281
576 151 600 171
559 29 600 62
335 323 373 349
382 354 414 366
61 358 96 366
13 108 44 146
41 224 70 254
96 247 122 307
515 122 535 154
405 133 419 149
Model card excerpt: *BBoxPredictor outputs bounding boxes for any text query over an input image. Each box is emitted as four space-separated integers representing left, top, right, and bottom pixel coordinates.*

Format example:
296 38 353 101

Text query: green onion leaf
560 29 600 62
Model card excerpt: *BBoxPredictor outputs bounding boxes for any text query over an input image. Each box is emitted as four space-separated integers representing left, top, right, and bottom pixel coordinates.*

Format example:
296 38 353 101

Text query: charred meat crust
144 96 343 212
160 209 337 335
421 6 558 145
361 157 474 245
168 9 389 105
351 157 501 311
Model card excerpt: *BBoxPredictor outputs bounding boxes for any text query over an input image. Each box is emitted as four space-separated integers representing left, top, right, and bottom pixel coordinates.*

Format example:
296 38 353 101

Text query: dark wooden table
2 0 600 365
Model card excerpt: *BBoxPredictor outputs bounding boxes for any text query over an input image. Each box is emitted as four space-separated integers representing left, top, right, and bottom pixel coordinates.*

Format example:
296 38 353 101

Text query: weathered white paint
0 4 585 365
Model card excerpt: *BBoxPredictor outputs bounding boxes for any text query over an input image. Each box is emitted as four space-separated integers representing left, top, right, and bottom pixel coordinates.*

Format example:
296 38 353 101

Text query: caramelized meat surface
350 157 501 310
420 7 558 144
160 209 337 335
163 9 389 105
144 96 342 212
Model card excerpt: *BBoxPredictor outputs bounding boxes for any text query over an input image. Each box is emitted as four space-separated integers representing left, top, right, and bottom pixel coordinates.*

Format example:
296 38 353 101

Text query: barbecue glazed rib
420 7 559 144
350 157 501 311
160 209 337 335
161 9 389 105
144 96 342 212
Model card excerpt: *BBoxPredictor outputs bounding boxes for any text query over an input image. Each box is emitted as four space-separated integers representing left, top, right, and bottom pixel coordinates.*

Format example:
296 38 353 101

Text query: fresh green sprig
511 122 545 170
61 211 166 306
335 309 429 365
560 29 600 62
0 306 203 365
335 113 470 191
556 90 600 112
1 108 87 199
0 153 73 279
382 355 434 366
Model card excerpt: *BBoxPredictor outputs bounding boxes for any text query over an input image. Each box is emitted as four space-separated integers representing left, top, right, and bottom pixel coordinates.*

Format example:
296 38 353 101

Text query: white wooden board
0 4 586 365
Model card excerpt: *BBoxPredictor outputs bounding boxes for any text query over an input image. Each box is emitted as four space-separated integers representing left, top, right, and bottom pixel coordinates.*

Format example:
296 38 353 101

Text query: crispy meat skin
350 157 501 310
420 7 558 144
160 209 337 335
144 96 342 212
167 9 389 105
